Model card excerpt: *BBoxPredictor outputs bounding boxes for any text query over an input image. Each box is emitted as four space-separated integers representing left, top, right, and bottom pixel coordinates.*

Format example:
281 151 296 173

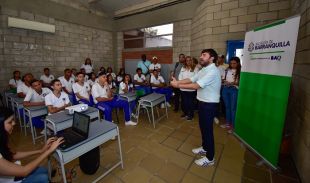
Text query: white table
23 106 48 144
44 107 100 141
49 120 123 183
136 93 168 128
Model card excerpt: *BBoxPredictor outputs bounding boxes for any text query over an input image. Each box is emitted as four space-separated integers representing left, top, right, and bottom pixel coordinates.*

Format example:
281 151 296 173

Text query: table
49 120 123 183
44 107 100 140
119 92 137 102
23 106 48 144
4 91 15 108
136 93 168 128
10 95 24 131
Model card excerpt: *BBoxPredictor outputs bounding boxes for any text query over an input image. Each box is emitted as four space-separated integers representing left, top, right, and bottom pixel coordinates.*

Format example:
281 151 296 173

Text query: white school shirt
109 82 116 89
134 74 146 86
58 76 74 93
9 79 22 88
17 82 31 95
45 92 70 109
107 72 116 80
119 82 133 94
178 68 196 92
0 153 22 183
150 75 165 89
149 63 161 71
116 75 123 83
190 63 221 103
87 79 98 87
40 74 55 84
24 88 51 102
91 82 109 104
81 64 93 74
72 82 91 100
223 69 237 83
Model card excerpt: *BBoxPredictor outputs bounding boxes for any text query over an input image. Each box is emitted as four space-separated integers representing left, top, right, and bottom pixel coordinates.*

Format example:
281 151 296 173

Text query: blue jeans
153 88 173 102
96 98 131 122
22 167 48 183
79 95 95 106
222 86 238 127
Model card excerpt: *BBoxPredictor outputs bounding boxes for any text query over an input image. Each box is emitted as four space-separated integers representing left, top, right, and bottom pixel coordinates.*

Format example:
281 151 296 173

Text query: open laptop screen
72 111 90 137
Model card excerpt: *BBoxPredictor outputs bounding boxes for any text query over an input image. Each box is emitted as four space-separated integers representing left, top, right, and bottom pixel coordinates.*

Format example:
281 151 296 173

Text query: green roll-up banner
234 15 300 169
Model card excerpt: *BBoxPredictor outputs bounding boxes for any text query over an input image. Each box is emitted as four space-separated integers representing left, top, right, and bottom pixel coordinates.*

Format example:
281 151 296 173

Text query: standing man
171 49 221 166
172 53 185 112
137 54 151 77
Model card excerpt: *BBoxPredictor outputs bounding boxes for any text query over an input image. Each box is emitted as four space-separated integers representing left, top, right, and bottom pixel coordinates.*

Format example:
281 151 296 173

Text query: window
123 23 173 49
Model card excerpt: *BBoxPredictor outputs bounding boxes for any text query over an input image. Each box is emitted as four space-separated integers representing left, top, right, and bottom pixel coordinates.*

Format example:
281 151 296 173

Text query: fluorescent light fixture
8 17 55 33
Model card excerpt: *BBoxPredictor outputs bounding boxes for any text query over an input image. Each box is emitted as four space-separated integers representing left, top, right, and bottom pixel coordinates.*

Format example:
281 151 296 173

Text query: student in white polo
149 56 161 75
40 68 54 87
58 69 74 103
45 79 71 114
17 73 33 98
8 70 22 91
171 49 221 167
72 72 93 106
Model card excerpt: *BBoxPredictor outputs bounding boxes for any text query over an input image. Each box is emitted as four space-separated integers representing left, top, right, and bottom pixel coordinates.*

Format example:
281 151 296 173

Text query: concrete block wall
287 0 310 183
0 8 113 89
173 19 192 62
190 0 292 58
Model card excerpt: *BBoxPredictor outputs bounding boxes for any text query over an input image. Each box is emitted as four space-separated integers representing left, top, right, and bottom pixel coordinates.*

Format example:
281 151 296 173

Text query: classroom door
226 40 244 65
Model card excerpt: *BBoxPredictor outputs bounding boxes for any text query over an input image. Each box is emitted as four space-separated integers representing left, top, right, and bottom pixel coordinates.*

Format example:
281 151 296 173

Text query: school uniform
190 63 221 161
87 79 98 87
72 82 94 106
179 67 196 118
150 75 172 102
107 72 116 80
17 82 31 96
134 73 151 94
81 64 93 74
45 91 70 114
40 74 55 85
9 78 22 88
24 88 51 128
116 75 123 83
58 76 74 103
119 81 136 114
149 63 161 72
221 69 239 127
91 82 131 122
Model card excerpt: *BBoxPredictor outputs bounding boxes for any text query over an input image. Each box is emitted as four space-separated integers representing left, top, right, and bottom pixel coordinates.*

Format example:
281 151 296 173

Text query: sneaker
131 113 137 119
220 124 230 129
192 147 207 155
214 117 219 125
166 102 171 107
160 103 165 108
186 116 193 121
195 156 215 167
111 136 116 140
180 113 187 119
125 121 137 126
40 129 51 136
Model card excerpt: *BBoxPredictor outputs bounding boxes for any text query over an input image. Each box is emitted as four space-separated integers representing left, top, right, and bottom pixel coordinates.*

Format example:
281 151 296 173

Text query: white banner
242 16 300 77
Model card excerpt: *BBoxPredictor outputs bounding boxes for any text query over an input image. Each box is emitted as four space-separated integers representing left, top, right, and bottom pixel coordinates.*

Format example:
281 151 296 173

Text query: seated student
71 68 77 81
17 73 33 98
97 67 106 76
0 107 63 183
8 70 22 92
80 68 89 81
23 79 52 129
149 56 161 75
107 74 117 94
106 67 116 80
40 68 54 87
133 68 151 94
150 70 172 107
72 72 93 106
58 69 75 103
87 72 98 87
119 74 136 116
92 72 137 126
45 79 71 114
116 68 125 86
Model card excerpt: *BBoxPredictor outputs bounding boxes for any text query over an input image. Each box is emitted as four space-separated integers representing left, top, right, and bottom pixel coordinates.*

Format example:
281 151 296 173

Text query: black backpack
79 146 100 175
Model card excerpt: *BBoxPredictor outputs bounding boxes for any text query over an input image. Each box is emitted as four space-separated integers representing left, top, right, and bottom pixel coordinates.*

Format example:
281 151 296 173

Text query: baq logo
248 42 254 52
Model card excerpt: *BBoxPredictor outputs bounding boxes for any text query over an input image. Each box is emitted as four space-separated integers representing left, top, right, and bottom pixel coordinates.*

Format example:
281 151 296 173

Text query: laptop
57 111 90 150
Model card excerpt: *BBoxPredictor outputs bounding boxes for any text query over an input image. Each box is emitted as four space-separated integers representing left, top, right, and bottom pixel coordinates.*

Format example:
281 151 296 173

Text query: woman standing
220 57 241 133
178 56 197 121
0 107 63 183
81 58 94 76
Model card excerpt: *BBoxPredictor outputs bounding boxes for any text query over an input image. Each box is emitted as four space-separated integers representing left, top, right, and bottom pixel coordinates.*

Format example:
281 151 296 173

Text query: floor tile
214 168 242 183
182 172 209 183
157 161 187 183
243 164 271 183
139 154 166 174
162 136 183 149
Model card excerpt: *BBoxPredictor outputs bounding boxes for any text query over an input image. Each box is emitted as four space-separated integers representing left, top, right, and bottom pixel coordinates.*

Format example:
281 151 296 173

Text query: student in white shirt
92 72 136 126
171 49 221 167
40 68 54 87
106 67 116 80
71 68 77 81
0 107 63 183
23 79 51 129
8 70 22 91
17 73 33 98
58 69 75 103
80 68 89 82
72 72 93 106
150 70 172 107
217 55 229 78
134 68 151 95
107 74 116 94
45 79 71 114
87 72 98 87
119 74 136 116
178 56 197 121
80 58 94 74
116 68 125 86
97 67 106 76
220 57 241 134
149 56 161 74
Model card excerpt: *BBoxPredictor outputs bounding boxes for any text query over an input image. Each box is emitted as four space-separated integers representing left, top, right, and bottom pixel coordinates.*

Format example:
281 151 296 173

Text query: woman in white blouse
80 58 94 75
178 56 197 121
